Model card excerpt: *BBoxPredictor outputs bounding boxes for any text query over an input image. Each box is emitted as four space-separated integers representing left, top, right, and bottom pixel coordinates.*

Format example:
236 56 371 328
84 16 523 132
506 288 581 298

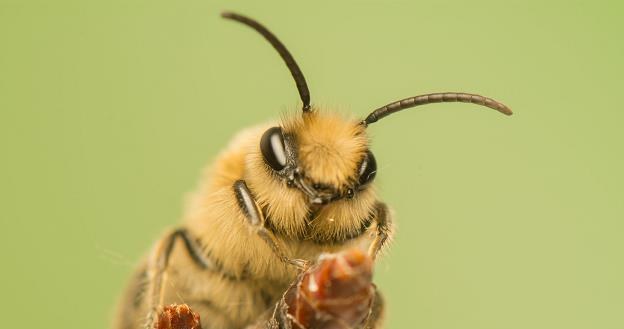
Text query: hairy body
114 112 390 329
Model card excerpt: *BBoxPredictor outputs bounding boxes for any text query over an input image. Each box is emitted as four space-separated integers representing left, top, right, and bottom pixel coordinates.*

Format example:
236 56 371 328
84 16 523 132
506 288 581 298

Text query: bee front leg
367 202 393 261
233 180 309 270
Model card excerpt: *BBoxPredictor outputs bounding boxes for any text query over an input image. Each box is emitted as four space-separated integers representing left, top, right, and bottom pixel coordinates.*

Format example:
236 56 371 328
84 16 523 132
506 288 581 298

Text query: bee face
243 112 379 242
259 111 377 206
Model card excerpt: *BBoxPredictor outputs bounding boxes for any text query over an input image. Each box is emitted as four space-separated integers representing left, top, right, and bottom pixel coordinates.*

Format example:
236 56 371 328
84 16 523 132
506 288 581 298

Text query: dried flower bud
154 304 202 329
283 248 375 329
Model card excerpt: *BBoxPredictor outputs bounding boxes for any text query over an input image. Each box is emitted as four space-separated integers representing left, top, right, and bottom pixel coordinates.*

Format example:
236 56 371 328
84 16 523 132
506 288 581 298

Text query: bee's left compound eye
260 126 288 171
358 151 377 186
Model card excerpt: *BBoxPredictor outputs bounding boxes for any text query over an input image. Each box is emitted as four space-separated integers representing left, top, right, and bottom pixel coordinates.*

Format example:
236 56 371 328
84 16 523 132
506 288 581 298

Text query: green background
1 0 622 328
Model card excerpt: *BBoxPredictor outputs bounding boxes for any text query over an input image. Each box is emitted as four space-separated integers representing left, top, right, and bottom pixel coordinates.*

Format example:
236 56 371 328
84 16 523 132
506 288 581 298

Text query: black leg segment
368 202 393 260
233 179 308 269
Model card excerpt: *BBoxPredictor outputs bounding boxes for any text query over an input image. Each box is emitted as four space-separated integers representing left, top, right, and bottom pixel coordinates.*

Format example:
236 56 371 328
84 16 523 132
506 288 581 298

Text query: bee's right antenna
362 92 512 126
221 12 312 112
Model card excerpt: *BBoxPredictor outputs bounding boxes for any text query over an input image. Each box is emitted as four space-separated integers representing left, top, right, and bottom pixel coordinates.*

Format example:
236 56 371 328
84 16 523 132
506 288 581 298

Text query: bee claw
288 258 310 271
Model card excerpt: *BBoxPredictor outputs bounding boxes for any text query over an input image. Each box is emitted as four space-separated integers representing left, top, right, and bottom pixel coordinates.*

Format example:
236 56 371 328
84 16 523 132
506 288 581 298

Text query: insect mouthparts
311 197 325 205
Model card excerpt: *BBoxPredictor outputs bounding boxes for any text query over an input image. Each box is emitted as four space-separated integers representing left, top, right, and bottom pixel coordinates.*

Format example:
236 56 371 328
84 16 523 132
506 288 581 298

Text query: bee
113 11 512 329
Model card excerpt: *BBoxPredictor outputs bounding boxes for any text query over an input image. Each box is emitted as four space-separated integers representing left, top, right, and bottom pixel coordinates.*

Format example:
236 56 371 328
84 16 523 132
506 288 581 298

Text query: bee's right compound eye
260 126 287 171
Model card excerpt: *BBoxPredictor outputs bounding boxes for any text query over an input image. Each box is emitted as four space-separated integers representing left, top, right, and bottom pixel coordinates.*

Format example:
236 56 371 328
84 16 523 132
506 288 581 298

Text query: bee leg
234 180 309 270
367 202 393 261
144 228 214 329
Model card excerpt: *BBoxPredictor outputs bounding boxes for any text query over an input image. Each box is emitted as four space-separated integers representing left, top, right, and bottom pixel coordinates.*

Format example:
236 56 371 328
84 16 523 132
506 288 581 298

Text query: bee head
259 111 376 206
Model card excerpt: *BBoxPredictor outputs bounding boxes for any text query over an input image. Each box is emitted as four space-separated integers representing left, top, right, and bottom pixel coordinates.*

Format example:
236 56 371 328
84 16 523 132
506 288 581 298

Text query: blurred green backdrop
1 0 622 328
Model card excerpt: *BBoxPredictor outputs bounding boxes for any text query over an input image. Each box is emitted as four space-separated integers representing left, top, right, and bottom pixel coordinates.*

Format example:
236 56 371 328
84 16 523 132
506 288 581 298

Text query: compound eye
260 127 287 171
358 151 377 186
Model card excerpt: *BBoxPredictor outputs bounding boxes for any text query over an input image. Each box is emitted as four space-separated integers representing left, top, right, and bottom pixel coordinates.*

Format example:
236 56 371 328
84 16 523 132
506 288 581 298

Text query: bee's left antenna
362 92 512 126
221 11 312 112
